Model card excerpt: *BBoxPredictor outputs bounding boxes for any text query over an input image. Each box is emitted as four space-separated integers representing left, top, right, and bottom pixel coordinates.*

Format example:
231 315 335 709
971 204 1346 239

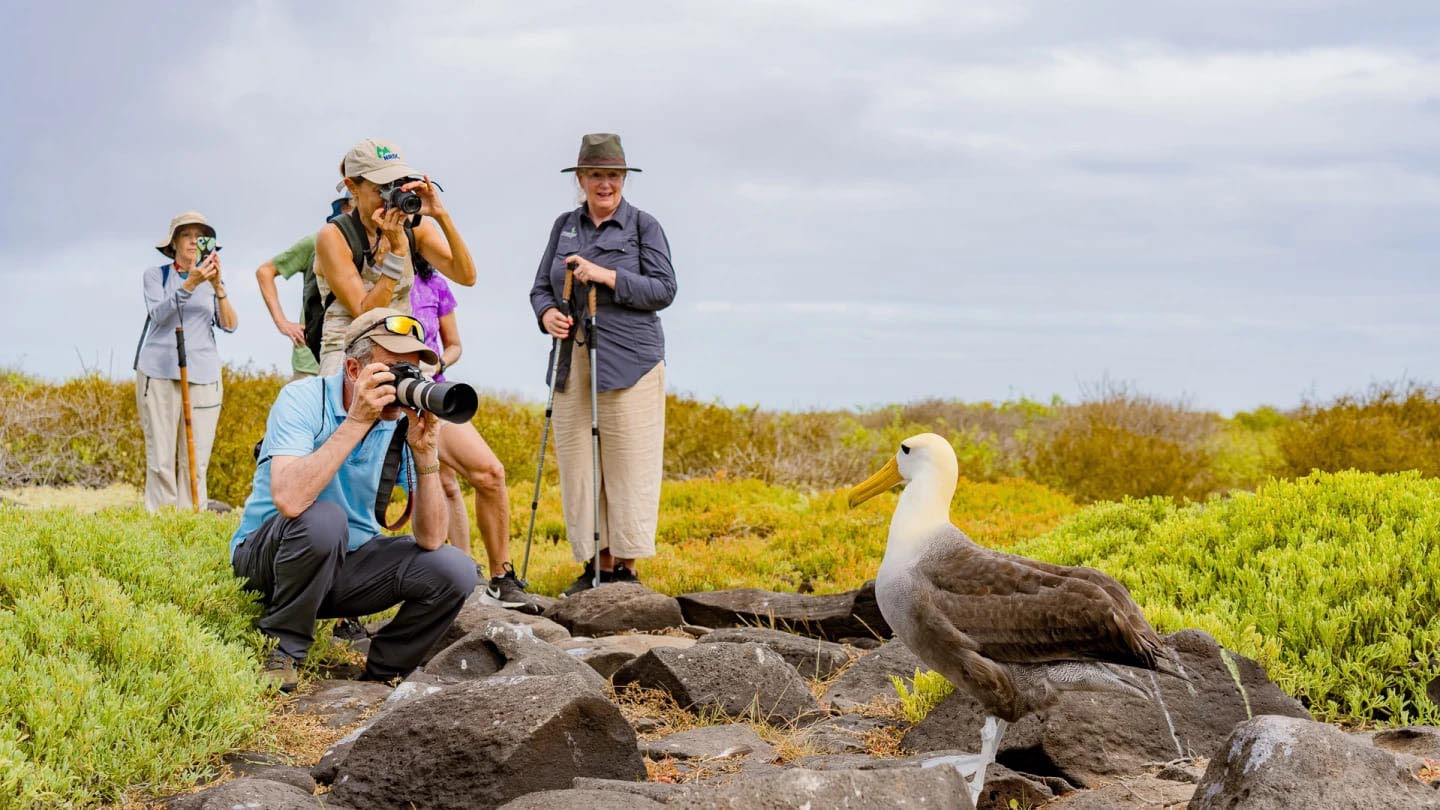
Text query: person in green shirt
256 194 353 378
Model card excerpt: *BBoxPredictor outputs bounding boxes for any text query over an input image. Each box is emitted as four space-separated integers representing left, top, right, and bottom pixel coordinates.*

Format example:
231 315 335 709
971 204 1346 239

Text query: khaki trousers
552 349 665 562
135 370 223 511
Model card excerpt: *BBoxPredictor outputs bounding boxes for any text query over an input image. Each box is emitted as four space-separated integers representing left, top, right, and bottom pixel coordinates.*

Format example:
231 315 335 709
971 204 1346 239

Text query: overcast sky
3 1 1437 413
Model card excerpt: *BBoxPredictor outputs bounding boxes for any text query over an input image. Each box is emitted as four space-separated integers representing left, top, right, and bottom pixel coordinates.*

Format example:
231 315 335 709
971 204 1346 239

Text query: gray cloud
4 0 1437 413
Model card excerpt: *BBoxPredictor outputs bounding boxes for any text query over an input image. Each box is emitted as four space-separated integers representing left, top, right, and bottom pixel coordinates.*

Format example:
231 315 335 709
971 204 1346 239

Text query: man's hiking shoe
603 564 639 585
480 563 538 613
263 650 300 693
333 617 370 643
561 560 599 598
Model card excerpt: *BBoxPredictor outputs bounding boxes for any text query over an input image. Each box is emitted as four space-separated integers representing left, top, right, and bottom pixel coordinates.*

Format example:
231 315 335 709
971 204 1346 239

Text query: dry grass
1278 382 1440 478
1025 381 1221 503
0 483 141 510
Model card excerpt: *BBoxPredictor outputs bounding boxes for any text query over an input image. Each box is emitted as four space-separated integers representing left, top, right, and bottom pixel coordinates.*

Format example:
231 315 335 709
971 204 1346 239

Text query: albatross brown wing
912 526 1164 670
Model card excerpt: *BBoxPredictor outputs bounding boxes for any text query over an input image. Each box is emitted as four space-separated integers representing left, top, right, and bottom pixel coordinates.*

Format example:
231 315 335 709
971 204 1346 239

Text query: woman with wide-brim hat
530 133 678 596
133 211 238 511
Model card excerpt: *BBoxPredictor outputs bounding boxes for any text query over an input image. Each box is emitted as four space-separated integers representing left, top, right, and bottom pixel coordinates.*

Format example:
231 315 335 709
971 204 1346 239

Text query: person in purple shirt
411 261 532 611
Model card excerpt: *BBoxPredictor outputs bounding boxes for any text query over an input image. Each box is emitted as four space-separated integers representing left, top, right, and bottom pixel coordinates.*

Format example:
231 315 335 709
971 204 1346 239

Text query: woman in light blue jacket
133 211 238 510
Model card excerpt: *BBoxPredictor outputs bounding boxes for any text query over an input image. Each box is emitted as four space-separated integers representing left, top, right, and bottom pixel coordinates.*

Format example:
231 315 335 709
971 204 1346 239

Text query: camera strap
375 416 414 531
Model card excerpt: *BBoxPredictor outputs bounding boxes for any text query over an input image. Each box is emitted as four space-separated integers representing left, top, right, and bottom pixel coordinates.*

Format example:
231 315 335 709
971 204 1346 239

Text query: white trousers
135 370 222 511
552 349 666 562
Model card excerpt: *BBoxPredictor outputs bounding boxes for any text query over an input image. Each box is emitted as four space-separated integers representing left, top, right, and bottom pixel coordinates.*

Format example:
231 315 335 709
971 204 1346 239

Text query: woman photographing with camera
315 138 531 610
133 211 238 511
530 134 677 596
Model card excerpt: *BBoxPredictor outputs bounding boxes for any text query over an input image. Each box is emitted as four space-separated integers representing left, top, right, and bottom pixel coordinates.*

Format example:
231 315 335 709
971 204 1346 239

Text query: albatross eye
900 445 911 455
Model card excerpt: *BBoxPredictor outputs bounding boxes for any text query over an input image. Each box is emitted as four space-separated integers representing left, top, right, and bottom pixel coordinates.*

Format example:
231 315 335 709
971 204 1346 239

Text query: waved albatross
849 433 1186 804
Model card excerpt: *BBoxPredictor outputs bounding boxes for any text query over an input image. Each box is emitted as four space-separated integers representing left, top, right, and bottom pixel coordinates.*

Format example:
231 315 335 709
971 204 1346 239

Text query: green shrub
1010 470 1440 726
1025 384 1219 502
0 506 266 806
1278 383 1440 478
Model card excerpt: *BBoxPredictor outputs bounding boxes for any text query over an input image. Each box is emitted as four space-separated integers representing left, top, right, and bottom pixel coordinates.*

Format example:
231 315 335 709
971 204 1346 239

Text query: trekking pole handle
174 326 187 368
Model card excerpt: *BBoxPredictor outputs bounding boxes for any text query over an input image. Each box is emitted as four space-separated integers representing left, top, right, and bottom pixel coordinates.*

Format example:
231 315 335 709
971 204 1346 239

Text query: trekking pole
587 283 602 589
520 263 575 582
175 326 200 511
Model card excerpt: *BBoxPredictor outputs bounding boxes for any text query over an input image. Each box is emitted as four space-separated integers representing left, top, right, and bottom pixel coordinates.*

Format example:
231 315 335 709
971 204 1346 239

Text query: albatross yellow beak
848 457 903 508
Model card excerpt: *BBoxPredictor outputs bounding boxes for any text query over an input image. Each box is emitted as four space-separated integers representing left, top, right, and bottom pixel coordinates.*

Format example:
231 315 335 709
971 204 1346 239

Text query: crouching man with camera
230 308 478 692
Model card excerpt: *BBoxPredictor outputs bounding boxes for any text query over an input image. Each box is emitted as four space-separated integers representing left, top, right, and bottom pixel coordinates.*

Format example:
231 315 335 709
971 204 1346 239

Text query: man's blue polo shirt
231 373 408 558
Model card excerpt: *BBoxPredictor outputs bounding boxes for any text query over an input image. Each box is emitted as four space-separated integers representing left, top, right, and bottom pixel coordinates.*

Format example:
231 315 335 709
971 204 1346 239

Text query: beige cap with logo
336 138 422 192
342 308 438 366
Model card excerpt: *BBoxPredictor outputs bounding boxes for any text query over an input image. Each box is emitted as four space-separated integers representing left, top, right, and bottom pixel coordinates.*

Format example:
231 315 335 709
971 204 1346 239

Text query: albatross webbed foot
920 715 1008 807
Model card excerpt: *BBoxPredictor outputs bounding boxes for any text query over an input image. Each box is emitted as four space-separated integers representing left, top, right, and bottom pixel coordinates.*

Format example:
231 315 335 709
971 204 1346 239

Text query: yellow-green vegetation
891 669 956 724
0 506 267 807
512 476 1076 598
9 366 1440 803
1010 470 1440 726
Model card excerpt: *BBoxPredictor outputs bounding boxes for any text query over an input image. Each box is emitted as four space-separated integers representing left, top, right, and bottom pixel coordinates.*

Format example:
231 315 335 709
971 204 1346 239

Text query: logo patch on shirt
561 229 577 238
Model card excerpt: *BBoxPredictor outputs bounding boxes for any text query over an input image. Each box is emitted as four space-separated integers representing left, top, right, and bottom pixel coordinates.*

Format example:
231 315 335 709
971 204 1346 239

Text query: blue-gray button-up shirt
135 263 234 384
530 198 676 392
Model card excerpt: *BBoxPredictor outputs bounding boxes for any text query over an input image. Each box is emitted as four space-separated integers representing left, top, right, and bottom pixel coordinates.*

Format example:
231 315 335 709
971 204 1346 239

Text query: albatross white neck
886 457 958 559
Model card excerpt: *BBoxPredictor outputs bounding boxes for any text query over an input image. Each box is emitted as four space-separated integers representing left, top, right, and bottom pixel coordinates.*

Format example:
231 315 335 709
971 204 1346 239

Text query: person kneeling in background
228 308 477 692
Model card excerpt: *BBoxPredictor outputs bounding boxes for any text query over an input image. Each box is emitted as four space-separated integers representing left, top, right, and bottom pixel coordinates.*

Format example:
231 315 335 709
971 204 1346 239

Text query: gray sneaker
480 563 535 612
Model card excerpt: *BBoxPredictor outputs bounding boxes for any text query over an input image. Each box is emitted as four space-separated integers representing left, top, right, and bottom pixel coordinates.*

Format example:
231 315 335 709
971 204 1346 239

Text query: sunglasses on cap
345 315 426 353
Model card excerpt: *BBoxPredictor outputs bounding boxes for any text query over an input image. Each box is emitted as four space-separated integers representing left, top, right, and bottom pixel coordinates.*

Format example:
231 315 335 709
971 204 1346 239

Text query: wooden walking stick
175 325 200 510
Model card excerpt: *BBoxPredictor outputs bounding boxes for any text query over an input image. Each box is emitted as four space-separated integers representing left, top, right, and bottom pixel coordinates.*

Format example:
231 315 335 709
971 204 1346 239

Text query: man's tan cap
336 138 422 192
342 307 438 366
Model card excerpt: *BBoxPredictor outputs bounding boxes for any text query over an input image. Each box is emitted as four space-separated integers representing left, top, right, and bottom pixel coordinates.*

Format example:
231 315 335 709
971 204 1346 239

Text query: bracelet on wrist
416 461 440 475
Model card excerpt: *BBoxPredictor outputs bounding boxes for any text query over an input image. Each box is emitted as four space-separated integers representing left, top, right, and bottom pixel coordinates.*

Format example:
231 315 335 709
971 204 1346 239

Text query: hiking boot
602 564 640 585
262 650 300 693
561 560 600 598
332 617 370 644
480 562 538 613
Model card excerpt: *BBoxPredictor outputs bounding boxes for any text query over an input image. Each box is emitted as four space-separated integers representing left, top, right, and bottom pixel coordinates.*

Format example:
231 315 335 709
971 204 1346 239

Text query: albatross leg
919 715 1008 807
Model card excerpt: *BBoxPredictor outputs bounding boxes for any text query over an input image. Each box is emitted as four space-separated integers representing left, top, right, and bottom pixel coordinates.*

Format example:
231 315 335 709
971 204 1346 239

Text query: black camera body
387 362 478 424
381 185 423 215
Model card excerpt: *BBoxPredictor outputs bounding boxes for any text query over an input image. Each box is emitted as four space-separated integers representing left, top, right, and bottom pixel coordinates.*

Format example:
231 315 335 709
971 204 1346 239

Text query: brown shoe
263 650 300 693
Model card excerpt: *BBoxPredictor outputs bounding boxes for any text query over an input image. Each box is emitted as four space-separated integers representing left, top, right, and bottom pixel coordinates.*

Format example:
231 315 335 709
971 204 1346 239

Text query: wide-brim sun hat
342 307 439 366
561 133 642 173
336 138 423 192
156 211 216 258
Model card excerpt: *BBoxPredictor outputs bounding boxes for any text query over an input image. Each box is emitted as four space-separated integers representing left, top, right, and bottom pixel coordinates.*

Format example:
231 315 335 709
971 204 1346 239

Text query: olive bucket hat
155 211 216 258
561 133 642 173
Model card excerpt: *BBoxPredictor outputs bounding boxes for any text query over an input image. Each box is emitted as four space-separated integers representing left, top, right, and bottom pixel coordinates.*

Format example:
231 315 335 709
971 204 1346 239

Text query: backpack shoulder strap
133 264 171 370
330 210 369 274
